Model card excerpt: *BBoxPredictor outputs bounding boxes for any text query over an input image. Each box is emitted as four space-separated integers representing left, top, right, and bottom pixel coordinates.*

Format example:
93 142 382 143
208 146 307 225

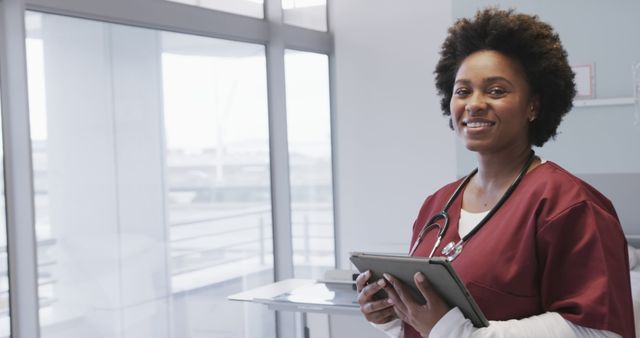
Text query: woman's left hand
381 272 451 337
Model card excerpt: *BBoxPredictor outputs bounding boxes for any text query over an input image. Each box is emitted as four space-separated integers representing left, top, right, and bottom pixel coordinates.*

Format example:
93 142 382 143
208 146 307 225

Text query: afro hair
434 8 576 146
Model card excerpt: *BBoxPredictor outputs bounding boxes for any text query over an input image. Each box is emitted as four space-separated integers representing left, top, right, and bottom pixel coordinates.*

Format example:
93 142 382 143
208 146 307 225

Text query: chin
462 141 486 152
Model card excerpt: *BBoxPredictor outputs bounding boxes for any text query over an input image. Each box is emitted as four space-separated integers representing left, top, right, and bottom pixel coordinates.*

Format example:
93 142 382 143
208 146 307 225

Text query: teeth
466 121 493 128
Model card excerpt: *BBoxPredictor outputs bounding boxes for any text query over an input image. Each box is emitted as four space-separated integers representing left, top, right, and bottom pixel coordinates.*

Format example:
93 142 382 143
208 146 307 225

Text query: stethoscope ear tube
409 211 448 256
434 212 449 238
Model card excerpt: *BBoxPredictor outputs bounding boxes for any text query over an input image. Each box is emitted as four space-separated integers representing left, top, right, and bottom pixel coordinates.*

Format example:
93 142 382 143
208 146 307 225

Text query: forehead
454 50 528 85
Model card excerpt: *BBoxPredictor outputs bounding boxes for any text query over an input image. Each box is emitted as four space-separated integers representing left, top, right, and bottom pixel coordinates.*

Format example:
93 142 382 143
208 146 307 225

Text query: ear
528 96 540 122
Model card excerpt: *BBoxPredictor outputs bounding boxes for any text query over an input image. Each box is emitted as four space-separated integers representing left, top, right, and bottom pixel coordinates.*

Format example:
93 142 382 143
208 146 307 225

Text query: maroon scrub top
404 162 635 338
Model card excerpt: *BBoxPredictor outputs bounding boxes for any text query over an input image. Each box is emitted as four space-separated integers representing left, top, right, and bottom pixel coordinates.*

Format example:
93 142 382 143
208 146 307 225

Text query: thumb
414 272 439 305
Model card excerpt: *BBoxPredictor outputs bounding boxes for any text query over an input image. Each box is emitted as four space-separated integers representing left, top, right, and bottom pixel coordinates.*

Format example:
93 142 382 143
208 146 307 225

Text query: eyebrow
454 76 515 86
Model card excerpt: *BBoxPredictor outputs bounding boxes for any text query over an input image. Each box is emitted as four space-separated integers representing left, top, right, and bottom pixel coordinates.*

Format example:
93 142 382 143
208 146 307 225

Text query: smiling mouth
463 121 495 128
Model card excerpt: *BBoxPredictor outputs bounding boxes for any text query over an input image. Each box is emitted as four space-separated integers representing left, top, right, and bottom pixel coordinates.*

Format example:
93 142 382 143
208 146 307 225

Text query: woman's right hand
355 270 397 324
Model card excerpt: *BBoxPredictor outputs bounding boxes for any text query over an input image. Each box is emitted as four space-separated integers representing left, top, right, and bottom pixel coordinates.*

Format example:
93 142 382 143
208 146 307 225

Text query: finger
383 273 414 308
387 291 408 322
413 272 451 322
413 272 439 306
360 298 394 315
384 310 398 323
366 305 396 324
357 278 385 305
355 271 370 292
382 277 408 316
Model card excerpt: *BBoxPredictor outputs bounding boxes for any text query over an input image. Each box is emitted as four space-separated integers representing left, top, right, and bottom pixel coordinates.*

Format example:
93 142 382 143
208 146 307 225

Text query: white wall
331 0 455 266
452 0 640 235
329 0 455 335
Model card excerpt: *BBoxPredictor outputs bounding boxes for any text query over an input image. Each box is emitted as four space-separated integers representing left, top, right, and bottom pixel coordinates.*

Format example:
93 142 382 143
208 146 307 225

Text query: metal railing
0 202 335 317
169 203 334 285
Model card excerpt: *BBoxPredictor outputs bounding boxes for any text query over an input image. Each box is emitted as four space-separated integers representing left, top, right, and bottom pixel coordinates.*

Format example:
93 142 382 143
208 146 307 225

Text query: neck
473 147 533 191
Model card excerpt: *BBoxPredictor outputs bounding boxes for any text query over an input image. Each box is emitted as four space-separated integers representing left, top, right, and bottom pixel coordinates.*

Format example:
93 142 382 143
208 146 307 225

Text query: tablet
350 252 489 327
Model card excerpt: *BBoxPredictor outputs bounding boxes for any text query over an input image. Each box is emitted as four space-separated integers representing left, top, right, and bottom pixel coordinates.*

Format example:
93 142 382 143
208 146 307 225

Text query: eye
487 87 507 97
453 87 471 97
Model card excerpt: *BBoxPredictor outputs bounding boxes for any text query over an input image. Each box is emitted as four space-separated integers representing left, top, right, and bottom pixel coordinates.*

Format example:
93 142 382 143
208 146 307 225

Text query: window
282 0 327 31
26 11 275 338
284 50 334 279
162 32 275 338
167 0 264 18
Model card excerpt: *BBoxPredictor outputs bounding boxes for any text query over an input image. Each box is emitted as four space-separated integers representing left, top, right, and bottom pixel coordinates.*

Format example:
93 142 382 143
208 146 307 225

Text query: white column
110 24 171 338
329 0 456 335
41 14 170 338
0 2 41 338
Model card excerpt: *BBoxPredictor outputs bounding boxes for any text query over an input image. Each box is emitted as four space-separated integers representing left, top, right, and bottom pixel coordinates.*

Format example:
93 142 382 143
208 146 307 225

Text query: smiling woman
355 8 635 338
450 50 535 156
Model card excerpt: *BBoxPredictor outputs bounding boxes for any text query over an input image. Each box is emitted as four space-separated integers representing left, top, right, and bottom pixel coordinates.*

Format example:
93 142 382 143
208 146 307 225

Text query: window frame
0 1 335 338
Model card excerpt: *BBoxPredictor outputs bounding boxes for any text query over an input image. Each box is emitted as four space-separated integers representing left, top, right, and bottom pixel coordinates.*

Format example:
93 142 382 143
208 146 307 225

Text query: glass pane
162 32 274 338
26 11 275 338
167 0 263 19
282 0 327 31
0 93 10 337
284 50 334 279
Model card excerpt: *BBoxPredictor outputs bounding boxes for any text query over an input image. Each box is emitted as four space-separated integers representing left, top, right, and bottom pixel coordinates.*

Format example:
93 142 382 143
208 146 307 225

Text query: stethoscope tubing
409 150 536 259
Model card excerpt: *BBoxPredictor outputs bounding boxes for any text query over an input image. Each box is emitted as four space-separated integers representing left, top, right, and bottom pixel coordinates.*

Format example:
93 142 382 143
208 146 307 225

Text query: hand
355 270 397 324
382 272 450 337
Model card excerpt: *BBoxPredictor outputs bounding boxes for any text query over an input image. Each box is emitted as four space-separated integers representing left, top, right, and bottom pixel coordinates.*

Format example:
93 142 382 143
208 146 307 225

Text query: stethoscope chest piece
441 241 463 261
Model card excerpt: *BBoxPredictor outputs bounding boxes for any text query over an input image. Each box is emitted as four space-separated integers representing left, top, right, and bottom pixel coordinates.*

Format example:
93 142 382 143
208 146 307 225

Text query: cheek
449 100 464 125
501 105 531 126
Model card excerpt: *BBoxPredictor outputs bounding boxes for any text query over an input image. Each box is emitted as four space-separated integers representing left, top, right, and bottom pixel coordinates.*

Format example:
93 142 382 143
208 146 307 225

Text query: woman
356 8 635 338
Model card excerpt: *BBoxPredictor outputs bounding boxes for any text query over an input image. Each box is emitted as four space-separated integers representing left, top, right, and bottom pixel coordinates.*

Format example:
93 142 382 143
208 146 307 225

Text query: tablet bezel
349 252 489 327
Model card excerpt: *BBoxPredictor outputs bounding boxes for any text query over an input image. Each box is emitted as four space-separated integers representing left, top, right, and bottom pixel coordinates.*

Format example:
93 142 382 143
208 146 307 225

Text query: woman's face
450 50 536 155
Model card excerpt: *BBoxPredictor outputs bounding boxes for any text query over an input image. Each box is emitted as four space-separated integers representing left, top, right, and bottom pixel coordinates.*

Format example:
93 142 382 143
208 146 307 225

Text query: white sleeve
370 318 404 338
428 307 621 338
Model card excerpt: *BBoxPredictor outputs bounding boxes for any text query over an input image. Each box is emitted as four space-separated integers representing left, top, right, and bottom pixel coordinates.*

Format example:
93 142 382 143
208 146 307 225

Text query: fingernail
386 298 393 305
383 273 390 281
415 272 425 282
377 278 386 287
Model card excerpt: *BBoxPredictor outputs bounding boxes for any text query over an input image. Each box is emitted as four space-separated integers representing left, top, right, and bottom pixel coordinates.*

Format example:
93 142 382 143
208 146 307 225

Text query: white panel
41 13 122 317
331 0 455 265
0 2 42 337
33 13 173 337
110 23 170 312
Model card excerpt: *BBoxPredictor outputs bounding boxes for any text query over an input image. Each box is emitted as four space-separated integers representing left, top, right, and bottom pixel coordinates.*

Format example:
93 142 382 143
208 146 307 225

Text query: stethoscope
409 150 537 261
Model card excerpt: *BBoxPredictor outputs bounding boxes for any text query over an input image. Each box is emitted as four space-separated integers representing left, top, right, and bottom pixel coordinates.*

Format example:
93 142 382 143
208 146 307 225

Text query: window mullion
265 2 299 338
266 30 293 283
0 1 42 338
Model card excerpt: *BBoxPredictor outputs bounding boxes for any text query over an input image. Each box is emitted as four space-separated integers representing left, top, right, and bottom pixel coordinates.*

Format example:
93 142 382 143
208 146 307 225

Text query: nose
464 93 487 115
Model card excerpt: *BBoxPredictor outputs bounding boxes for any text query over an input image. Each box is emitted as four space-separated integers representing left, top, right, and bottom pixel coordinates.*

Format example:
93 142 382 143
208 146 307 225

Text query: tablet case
349 252 489 327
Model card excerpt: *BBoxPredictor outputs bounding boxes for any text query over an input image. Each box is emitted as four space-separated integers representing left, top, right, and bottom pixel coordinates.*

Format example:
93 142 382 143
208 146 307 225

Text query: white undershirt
458 209 489 238
371 192 621 337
